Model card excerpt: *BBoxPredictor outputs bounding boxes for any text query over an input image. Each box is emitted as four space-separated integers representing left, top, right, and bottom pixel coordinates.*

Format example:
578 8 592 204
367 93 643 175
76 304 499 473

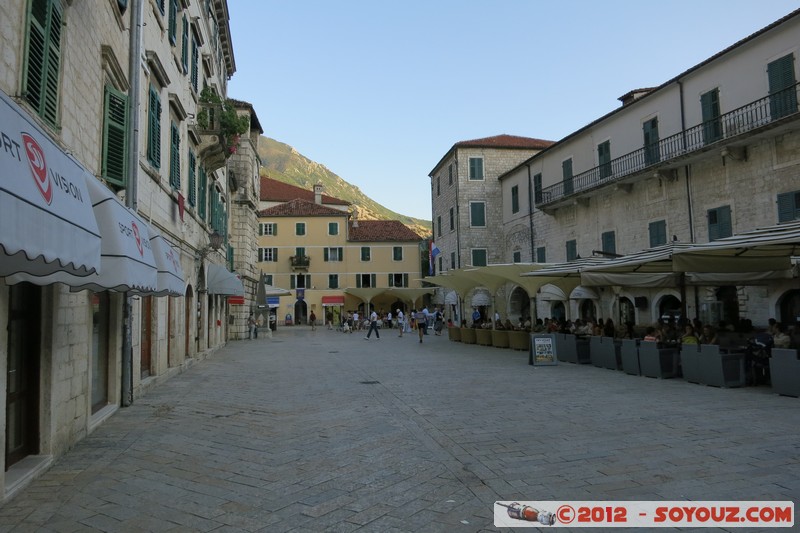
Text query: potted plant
196 87 250 158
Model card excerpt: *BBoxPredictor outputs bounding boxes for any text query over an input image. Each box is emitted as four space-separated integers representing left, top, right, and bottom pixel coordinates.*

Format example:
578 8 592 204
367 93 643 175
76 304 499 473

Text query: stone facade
0 0 257 501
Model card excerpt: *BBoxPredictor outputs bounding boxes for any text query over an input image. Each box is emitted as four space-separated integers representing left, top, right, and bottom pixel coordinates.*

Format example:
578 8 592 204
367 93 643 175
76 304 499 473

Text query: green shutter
370 274 376 287
566 240 577 261
272 223 277 236
290 276 296 289
168 0 178 45
768 54 797 119
562 159 573 195
356 275 361 288
190 36 199 92
470 203 485 226
643 118 660 165
147 86 161 168
602 231 616 254
273 248 278 262
181 15 189 73
701 89 722 144
24 0 63 127
649 220 667 247
169 121 180 189
324 248 329 262
598 141 611 179
533 173 543 204
198 167 207 220
777 191 800 223
536 247 546 263
101 86 128 186
188 151 196 206
388 274 393 287
511 185 519 213
403 274 408 287
708 206 732 241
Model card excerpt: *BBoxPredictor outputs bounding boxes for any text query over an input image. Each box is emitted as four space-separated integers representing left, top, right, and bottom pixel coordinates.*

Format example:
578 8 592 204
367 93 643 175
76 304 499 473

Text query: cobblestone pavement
1 326 798 532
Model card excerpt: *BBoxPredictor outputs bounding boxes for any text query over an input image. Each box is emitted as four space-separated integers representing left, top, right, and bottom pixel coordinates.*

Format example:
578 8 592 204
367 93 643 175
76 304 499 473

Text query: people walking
416 309 426 343
396 309 405 337
309 310 317 331
247 312 257 339
364 310 380 339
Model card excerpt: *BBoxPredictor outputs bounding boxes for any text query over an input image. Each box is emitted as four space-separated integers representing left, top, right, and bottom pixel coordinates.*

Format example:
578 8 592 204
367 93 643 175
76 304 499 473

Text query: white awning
207 263 243 295
444 290 458 305
0 90 101 279
148 233 186 296
7 178 158 292
569 286 599 300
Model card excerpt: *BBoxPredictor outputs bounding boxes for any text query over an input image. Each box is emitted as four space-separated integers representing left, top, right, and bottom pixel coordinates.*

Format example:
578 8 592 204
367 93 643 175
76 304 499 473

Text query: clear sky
227 1 799 221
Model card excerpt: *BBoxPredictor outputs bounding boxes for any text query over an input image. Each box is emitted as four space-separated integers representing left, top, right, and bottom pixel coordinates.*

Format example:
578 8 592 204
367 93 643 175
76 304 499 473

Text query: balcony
538 83 800 209
290 255 310 270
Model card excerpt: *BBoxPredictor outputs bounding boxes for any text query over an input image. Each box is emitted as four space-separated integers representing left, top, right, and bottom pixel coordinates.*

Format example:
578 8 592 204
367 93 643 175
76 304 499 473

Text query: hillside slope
257 137 430 237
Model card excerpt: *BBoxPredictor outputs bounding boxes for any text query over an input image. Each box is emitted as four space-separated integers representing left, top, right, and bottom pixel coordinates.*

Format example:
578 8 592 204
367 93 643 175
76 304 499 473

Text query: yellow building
257 180 425 326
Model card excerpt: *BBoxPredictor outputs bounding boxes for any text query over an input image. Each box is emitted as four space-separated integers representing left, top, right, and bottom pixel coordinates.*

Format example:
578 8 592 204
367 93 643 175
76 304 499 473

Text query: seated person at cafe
643 326 661 342
616 321 635 339
700 325 718 345
603 318 616 338
504 318 514 330
773 323 791 349
680 324 700 344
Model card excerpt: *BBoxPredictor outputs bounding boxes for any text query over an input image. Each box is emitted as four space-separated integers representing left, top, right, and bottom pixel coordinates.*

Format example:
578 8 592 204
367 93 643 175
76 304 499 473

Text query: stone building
257 182 424 326
428 135 553 319
0 0 258 500
499 8 800 327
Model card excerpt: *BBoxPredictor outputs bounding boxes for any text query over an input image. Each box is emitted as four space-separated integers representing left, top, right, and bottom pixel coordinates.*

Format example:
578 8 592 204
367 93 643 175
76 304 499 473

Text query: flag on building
429 241 441 275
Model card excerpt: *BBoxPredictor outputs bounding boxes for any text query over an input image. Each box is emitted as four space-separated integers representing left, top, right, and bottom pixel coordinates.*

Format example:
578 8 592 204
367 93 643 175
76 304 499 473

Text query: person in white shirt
396 309 405 337
364 310 380 339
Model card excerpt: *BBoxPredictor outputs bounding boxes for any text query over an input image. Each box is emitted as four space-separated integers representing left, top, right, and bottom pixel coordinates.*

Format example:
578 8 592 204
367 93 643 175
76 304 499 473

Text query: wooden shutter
602 231 616 254
708 206 732 241
388 274 394 287
168 0 178 44
777 191 800 223
768 54 797 119
598 141 611 179
536 247 546 263
169 122 180 189
198 167 207 220
147 86 161 168
24 0 63 127
562 159 573 195
188 151 196 206
649 220 666 247
700 89 722 144
533 173 543 204
356 275 361 288
102 86 128 186
181 15 189 73
643 118 660 165
370 274 376 288
324 248 329 262
403 274 408 287
290 276 296 289
566 240 577 261
273 248 278 262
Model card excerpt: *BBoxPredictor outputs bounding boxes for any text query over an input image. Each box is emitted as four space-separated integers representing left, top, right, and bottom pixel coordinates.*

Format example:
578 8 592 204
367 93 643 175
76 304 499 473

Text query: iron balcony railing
538 82 800 207
290 255 310 269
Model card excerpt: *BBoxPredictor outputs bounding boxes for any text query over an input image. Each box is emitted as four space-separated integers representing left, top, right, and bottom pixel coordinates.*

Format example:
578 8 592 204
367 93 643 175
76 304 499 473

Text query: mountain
256 137 431 237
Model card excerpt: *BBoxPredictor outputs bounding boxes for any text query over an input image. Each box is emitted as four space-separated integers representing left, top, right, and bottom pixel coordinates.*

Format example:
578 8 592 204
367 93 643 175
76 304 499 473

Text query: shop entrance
6 283 41 469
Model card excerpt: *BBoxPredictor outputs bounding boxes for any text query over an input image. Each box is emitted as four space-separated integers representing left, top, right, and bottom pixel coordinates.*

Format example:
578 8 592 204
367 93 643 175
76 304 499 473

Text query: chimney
313 183 323 204
618 88 655 107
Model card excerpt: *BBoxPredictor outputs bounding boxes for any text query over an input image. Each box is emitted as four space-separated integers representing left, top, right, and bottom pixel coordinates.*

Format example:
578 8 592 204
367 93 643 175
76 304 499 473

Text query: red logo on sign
132 221 143 257
21 132 52 205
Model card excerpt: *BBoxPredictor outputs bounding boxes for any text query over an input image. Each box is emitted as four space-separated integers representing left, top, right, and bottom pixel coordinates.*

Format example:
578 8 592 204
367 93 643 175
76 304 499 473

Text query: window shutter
198 167 207 220
649 220 666 247
370 274 376 287
562 159 573 195
24 0 64 127
388 274 393 287
602 231 616 254
306 275 311 287
709 206 732 240
102 86 128 186
701 89 722 143
768 54 797 119
181 15 189 73
273 223 277 236
777 192 800 223
324 248 329 262
258 223 263 236
403 274 408 287
168 0 178 44
356 275 361 288
147 86 161 168
566 240 577 261
536 247 546 263
290 276 295 289
190 36 199 92
533 173 543 204
187 151 196 206
169 122 181 189
598 141 611 179
643 118 660 165
272 248 278 262
338 247 343 261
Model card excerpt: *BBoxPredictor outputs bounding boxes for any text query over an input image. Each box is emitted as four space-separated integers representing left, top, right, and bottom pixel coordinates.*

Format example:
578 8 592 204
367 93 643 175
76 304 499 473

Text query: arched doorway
551 301 566 321
716 286 740 325
509 287 530 322
294 300 308 325
619 297 635 326
779 289 800 326
185 285 193 359
579 300 596 321
658 295 681 320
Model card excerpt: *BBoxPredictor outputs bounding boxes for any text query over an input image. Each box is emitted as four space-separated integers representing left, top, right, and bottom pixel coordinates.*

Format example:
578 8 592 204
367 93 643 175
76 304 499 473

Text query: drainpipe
454 154 464 322
677 79 696 320
121 0 144 407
